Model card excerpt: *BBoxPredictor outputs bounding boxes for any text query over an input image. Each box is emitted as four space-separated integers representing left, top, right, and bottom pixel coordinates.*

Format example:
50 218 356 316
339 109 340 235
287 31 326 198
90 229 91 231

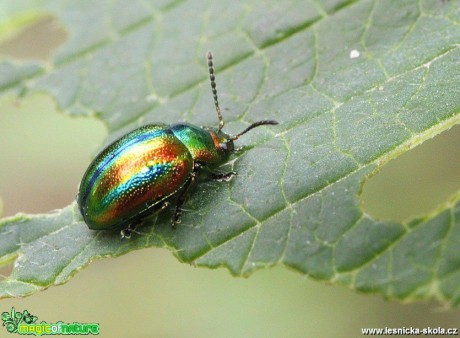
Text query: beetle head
207 128 234 157
208 119 279 156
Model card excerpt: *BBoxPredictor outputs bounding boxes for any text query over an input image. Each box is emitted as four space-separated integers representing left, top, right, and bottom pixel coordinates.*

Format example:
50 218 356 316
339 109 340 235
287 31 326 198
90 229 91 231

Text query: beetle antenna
231 120 279 141
207 51 224 131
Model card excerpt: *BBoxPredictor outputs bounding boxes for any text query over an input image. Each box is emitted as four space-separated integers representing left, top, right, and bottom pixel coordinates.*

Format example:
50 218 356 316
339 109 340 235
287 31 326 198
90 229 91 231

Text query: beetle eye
219 143 227 151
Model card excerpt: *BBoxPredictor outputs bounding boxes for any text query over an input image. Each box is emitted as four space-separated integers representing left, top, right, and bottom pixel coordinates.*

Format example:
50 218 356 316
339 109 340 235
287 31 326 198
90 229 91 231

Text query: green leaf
0 0 459 304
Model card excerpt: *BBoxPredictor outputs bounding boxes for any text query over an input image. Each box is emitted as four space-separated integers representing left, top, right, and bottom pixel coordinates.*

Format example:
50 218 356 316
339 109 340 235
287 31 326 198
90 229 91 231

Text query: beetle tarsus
120 217 144 239
121 223 136 240
172 211 182 228
211 171 237 182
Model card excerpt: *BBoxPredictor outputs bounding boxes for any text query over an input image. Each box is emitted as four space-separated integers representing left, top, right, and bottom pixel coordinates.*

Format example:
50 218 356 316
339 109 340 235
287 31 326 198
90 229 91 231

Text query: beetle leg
172 163 203 227
199 163 237 182
172 172 197 228
171 164 235 227
210 171 237 182
121 201 171 239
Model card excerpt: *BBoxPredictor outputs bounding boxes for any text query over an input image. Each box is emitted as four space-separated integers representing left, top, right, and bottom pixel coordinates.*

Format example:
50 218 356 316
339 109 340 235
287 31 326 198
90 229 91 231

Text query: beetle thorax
170 123 231 165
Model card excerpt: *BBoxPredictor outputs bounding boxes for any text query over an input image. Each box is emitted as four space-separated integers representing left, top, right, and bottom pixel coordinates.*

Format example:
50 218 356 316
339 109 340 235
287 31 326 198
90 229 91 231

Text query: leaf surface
0 0 459 304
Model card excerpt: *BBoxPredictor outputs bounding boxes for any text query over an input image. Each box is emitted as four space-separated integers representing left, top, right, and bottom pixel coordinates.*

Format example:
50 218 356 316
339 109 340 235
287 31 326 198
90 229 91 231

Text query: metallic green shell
77 123 230 230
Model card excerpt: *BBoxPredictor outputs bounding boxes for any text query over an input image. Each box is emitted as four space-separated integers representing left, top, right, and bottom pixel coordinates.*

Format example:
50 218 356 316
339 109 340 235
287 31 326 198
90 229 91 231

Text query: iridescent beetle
77 52 278 238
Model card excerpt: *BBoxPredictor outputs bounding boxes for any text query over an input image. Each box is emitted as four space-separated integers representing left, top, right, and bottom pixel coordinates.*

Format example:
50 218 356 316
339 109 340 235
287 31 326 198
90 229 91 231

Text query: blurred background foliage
0 15 459 338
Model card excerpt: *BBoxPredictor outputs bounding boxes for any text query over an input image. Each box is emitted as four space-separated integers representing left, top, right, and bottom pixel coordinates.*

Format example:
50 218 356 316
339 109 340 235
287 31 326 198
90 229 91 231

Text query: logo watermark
2 307 99 336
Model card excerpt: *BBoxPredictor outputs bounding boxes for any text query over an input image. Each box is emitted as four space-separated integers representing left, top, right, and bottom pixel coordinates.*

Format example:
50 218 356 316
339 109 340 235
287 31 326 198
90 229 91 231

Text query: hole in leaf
0 15 67 61
362 125 460 222
0 94 106 217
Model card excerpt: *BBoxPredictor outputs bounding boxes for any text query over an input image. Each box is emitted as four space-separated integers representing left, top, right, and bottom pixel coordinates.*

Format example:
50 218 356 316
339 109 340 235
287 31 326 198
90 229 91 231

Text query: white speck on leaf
350 49 360 59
